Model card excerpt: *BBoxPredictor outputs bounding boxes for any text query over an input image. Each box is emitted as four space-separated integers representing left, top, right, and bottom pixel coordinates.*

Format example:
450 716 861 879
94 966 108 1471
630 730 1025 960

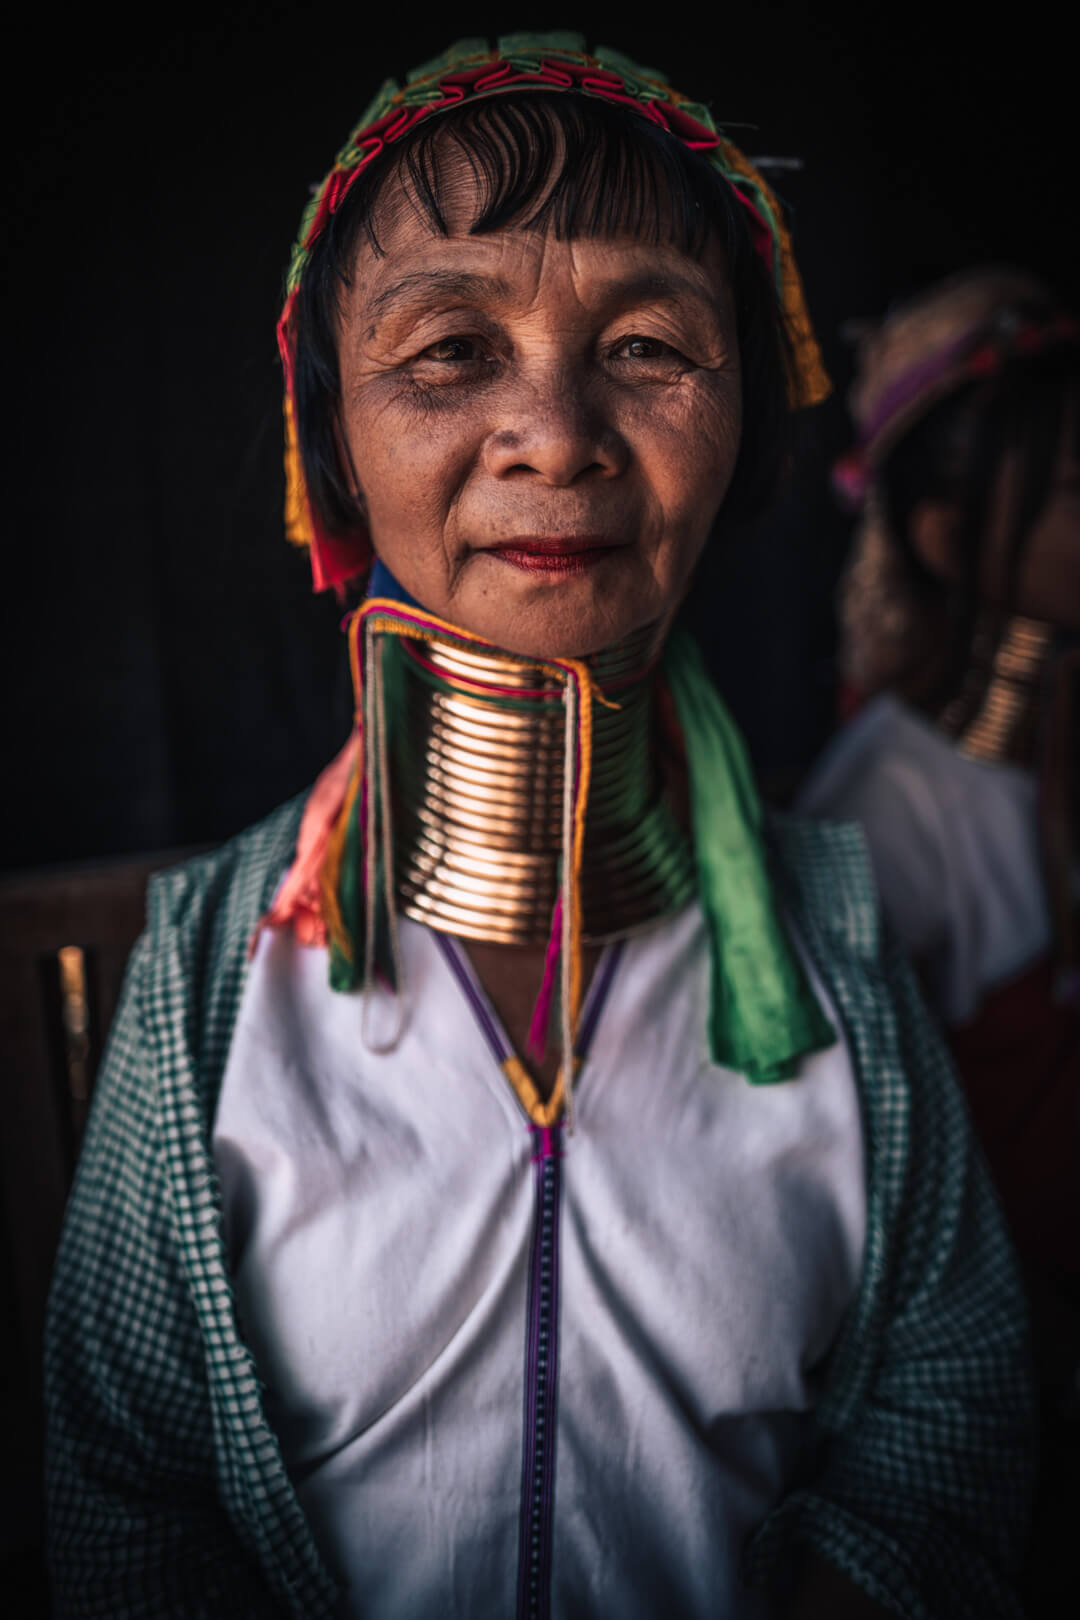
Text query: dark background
7 3 1077 871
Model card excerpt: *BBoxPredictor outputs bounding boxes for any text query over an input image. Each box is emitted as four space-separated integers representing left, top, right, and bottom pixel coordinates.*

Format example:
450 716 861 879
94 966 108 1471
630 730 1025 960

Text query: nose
482 369 628 486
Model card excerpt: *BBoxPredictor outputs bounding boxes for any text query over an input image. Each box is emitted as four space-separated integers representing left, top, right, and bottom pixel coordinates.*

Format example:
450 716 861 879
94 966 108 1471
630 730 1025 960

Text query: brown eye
613 335 687 367
623 336 667 359
426 338 480 363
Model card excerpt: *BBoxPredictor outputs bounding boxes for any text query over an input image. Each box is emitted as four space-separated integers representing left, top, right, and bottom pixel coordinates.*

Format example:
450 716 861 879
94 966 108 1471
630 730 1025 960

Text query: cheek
629 379 742 538
343 389 478 537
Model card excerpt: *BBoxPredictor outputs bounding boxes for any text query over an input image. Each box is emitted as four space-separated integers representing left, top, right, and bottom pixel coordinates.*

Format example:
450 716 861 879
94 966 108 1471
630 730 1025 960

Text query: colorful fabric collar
277 32 831 592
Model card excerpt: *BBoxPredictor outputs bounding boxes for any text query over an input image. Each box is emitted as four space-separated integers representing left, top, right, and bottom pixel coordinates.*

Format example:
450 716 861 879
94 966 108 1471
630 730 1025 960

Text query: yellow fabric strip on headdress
714 136 830 409
282 392 315 551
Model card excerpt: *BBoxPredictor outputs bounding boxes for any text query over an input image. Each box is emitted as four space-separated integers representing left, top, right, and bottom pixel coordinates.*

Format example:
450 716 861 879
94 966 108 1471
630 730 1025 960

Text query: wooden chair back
0 850 199 1604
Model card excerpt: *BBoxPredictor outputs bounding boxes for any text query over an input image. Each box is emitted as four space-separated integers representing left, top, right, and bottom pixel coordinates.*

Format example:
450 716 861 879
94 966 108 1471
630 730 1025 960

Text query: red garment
948 955 1080 1281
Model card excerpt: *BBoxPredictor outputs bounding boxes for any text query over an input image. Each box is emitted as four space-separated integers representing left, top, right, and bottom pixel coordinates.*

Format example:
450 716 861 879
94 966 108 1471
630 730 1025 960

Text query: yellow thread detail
714 138 831 409
347 611 365 723
561 660 595 1042
502 1056 583 1126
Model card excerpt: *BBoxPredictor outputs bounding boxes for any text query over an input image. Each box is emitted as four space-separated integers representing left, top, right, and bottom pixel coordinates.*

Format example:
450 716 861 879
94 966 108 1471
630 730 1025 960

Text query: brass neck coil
388 627 696 946
937 614 1054 766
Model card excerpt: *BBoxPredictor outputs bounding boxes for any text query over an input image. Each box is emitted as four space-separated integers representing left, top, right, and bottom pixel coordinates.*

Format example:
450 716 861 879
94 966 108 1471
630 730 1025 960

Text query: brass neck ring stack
387 623 696 947
937 613 1055 767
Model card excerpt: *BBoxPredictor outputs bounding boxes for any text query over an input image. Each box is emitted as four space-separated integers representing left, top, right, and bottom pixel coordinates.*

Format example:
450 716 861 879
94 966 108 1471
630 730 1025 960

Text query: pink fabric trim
259 735 358 946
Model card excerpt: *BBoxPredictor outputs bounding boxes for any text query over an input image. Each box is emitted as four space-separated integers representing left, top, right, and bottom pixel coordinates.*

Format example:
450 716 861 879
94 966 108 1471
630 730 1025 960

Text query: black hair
289 90 793 545
878 338 1080 704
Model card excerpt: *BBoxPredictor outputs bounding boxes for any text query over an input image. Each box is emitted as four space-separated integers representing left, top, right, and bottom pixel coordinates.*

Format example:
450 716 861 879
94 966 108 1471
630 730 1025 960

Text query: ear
909 500 965 584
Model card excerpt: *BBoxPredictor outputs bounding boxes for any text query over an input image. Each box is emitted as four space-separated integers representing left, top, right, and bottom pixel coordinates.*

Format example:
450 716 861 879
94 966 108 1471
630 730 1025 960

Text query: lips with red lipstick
483 536 628 575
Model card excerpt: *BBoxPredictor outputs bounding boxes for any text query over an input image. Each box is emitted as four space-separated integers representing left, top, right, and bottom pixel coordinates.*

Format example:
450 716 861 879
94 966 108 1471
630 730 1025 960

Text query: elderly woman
45 35 1032 1620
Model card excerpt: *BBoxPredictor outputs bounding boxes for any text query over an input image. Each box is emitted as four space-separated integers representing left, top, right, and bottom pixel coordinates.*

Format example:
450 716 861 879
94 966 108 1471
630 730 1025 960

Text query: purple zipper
517 1122 563 1620
434 930 625 1619
514 947 621 1620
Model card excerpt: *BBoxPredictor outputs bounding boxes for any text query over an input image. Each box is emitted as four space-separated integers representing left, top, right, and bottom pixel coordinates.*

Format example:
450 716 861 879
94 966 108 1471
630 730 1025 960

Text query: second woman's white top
213 899 865 1619
796 693 1049 1025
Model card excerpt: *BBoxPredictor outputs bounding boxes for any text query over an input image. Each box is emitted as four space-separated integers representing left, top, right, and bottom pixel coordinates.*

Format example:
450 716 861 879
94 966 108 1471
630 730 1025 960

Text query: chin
446 553 662 660
465 585 653 661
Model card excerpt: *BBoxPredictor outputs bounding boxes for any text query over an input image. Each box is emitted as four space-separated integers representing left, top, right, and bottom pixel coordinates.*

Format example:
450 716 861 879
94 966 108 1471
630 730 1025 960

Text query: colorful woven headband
277 31 831 592
833 307 1080 509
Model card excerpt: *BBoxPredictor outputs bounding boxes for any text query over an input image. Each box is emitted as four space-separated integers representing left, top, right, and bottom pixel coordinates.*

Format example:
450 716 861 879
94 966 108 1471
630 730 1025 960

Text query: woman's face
913 402 1080 630
334 151 742 657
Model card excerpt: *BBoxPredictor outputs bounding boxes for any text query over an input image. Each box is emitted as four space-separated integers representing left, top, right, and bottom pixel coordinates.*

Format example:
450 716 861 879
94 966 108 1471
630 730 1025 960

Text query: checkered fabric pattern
44 797 1034 1618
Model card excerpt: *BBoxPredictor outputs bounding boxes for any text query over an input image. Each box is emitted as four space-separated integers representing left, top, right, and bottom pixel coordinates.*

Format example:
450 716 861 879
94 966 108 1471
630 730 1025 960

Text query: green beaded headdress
277 32 831 591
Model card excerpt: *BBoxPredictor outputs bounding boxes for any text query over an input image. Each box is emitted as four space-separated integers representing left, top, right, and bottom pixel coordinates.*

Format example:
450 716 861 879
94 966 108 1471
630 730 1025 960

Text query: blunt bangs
290 91 792 547
363 92 738 260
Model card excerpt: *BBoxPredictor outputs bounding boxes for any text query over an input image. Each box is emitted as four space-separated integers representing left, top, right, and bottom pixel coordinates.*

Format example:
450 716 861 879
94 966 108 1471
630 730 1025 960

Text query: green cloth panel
328 777 363 992
663 628 835 1081
329 636 409 992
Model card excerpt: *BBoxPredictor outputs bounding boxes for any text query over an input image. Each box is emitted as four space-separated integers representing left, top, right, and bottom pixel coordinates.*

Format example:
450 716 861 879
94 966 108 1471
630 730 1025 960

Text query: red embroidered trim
303 58 726 255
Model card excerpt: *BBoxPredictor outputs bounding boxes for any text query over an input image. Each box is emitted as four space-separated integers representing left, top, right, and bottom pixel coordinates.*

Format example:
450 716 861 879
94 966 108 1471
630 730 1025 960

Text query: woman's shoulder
86 794 311 1128
797 694 1037 831
144 793 307 950
766 809 882 965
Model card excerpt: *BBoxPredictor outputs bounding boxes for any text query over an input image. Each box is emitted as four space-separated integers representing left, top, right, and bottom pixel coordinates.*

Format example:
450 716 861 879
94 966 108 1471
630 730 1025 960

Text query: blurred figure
798 270 1080 1609
798 267 1079 1282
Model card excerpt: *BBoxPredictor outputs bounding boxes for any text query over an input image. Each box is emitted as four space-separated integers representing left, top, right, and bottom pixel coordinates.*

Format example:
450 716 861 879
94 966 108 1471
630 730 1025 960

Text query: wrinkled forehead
336 130 737 343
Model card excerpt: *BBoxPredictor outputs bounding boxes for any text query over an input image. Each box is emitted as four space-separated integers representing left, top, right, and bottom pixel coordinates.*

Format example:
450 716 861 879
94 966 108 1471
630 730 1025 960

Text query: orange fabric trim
562 658 594 1041
502 1055 582 1127
357 600 616 708
715 138 830 409
318 761 361 963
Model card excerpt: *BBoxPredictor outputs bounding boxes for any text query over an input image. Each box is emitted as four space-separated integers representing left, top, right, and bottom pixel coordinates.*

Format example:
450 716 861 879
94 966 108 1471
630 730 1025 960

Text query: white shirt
797 694 1049 1025
213 900 865 1619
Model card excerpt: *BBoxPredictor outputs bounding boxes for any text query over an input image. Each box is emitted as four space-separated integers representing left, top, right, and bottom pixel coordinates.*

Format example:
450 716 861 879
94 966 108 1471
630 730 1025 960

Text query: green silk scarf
663 628 835 1081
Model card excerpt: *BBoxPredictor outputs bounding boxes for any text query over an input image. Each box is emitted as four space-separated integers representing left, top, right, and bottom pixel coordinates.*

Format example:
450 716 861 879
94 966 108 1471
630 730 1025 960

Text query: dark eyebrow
366 270 512 320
